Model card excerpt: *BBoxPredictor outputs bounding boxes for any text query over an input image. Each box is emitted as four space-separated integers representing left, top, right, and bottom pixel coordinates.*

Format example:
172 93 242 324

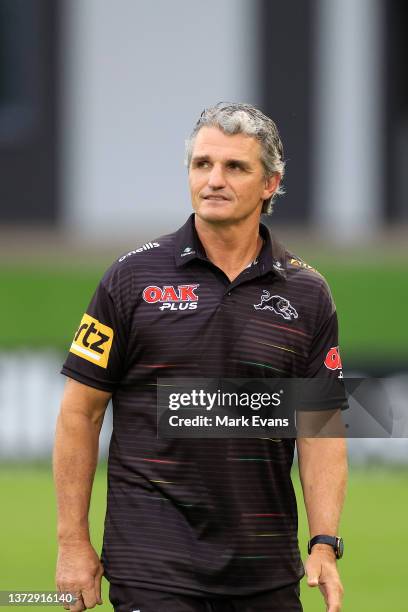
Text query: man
54 102 347 612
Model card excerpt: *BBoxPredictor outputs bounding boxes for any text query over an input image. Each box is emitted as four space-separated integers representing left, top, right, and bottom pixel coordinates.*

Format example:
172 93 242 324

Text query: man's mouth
203 195 229 200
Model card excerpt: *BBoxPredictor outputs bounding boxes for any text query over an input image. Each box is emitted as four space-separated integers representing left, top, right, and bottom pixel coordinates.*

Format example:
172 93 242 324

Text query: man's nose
207 163 226 189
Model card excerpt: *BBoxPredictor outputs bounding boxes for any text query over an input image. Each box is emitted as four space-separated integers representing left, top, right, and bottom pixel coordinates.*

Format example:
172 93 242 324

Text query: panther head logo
254 291 298 320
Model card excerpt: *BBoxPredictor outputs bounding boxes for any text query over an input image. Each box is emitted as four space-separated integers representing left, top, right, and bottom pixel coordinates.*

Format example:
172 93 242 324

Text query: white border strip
71 343 100 361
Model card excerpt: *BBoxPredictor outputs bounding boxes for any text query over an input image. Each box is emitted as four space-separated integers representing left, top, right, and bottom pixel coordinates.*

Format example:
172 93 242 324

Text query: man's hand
305 546 344 611
54 380 110 610
56 542 104 611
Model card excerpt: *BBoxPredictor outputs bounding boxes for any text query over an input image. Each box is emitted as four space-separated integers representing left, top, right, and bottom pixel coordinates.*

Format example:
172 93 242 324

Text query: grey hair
185 102 285 214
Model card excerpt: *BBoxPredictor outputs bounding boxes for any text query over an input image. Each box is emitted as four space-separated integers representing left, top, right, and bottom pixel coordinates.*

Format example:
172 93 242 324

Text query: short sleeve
300 285 348 413
305 310 344 379
61 277 128 392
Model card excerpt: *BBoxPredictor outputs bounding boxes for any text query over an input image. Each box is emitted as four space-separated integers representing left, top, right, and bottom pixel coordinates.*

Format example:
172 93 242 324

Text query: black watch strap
307 535 344 559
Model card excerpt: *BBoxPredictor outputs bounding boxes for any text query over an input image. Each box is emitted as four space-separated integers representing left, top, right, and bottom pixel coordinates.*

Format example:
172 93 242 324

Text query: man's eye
228 163 243 171
195 161 210 169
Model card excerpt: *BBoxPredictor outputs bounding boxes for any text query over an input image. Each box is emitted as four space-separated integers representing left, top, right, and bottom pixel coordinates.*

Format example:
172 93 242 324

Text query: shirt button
227 292 231 296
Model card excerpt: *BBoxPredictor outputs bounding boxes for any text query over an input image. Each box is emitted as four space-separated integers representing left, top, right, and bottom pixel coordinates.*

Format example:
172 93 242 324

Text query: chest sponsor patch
70 313 114 368
142 284 199 311
254 291 298 320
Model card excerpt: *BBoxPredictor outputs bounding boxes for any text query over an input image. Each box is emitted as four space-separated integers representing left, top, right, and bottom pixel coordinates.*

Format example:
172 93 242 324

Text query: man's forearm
297 437 347 538
53 409 102 544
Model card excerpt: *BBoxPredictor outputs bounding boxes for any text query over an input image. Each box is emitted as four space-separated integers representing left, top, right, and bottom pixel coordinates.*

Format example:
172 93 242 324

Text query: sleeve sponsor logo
289 257 318 273
118 242 160 262
324 346 343 371
70 314 114 368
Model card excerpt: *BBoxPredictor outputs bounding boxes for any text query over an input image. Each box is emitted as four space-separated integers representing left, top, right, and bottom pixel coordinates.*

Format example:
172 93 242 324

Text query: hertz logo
70 314 114 368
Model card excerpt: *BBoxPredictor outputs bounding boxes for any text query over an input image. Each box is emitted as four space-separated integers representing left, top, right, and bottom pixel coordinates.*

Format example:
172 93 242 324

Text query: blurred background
0 0 407 610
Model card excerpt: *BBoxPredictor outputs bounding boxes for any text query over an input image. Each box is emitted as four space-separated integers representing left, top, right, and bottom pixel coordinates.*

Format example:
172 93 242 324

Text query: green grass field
1 260 408 363
0 463 407 611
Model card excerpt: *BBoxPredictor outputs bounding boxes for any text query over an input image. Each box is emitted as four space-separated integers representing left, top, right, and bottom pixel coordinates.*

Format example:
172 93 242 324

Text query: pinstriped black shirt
62 214 343 596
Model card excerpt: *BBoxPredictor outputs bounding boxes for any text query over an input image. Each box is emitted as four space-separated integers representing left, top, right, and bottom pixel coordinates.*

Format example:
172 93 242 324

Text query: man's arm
53 378 111 611
296 437 347 612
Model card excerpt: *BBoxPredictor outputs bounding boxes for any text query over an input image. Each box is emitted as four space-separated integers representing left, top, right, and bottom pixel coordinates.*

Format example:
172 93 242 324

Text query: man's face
189 126 279 225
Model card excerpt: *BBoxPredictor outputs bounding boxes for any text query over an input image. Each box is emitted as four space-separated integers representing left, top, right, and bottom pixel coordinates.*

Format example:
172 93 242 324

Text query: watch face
337 537 344 559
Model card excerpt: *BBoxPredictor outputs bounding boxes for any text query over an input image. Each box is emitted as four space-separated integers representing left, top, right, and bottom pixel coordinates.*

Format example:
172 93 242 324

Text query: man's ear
262 172 281 201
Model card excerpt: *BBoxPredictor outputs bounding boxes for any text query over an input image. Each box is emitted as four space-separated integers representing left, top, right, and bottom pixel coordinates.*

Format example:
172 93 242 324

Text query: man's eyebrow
191 155 210 163
225 158 252 168
191 155 252 167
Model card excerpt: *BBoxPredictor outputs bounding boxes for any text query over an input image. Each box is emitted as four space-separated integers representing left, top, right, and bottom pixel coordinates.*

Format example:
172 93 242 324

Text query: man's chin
194 203 237 224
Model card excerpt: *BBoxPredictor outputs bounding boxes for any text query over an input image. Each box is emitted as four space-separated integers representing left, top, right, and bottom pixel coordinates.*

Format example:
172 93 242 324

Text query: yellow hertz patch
70 314 114 368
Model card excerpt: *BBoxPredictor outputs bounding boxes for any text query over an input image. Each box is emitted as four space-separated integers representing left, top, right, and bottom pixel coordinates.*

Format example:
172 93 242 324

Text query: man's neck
194 214 263 282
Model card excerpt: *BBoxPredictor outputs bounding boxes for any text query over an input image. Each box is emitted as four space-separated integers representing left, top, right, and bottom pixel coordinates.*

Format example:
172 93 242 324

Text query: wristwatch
307 535 344 559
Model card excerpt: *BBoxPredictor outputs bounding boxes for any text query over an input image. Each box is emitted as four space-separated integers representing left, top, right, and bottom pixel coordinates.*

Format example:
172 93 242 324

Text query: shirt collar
174 213 287 280
174 214 206 266
258 222 287 279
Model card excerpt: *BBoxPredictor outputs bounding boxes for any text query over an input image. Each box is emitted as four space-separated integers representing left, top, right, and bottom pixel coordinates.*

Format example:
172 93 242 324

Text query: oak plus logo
70 313 114 368
143 284 199 311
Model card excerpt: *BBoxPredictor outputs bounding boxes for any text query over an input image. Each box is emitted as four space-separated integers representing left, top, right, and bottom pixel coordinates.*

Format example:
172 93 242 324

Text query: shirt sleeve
301 282 348 412
305 310 343 379
61 274 129 392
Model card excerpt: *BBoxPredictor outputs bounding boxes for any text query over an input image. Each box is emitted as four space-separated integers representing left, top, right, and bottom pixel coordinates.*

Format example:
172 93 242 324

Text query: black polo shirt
62 214 343 596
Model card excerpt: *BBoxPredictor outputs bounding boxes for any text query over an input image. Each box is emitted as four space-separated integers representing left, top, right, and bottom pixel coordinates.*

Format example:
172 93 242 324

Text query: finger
327 602 342 612
68 593 86 612
57 586 81 611
57 591 70 610
326 583 343 612
63 599 71 611
62 598 71 610
94 567 103 605
305 559 321 587
81 585 99 610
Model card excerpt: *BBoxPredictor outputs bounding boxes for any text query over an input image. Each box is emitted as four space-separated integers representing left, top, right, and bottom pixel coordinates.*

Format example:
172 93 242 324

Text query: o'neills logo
143 284 199 311
118 242 160 262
